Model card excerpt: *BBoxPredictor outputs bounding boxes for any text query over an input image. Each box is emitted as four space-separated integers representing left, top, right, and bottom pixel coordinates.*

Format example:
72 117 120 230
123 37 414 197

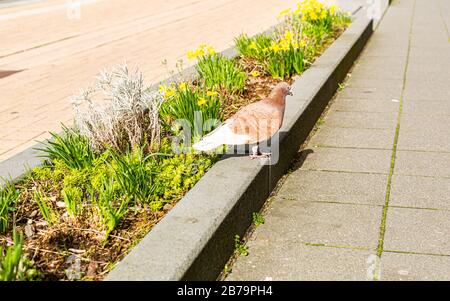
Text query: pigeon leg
250 145 271 159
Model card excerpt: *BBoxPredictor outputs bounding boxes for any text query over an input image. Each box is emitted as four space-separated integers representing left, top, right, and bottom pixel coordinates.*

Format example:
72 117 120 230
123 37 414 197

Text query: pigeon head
269 82 292 105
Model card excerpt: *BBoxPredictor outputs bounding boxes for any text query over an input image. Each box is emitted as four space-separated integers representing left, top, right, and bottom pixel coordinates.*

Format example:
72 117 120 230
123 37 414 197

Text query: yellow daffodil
279 39 290 51
320 10 327 19
250 70 260 77
159 84 176 99
187 43 215 59
187 50 196 60
206 45 216 55
178 82 188 91
206 90 218 97
284 30 294 41
249 41 258 50
197 98 207 106
270 42 281 53
330 5 337 15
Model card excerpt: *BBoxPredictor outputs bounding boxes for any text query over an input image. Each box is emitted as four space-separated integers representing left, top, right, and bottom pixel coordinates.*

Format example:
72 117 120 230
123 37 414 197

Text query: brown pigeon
193 82 292 158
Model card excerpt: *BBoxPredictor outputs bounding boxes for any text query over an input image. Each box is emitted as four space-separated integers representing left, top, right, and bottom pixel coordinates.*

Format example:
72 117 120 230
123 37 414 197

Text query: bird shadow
287 148 314 172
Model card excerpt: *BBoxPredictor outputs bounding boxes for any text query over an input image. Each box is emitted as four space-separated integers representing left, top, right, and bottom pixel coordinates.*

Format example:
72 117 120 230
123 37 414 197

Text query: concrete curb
106 11 373 281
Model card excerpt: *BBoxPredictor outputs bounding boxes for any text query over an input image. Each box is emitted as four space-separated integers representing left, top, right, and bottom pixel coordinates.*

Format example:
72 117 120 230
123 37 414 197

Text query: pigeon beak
287 90 293 96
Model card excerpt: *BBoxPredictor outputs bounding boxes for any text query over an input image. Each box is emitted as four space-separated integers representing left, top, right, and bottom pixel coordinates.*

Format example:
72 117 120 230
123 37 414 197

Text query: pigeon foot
250 146 271 159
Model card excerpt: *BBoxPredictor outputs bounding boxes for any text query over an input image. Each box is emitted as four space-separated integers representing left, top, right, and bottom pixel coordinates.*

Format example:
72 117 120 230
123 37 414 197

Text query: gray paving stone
411 32 449 46
299 147 392 174
226 243 374 281
403 100 450 115
405 75 450 93
276 170 388 205
394 150 450 178
397 115 450 152
360 44 408 58
409 45 450 61
250 201 382 248
338 86 402 100
349 65 405 80
346 77 403 88
332 98 400 113
323 111 397 129
381 252 450 281
310 127 394 149
390 174 450 210
384 207 450 255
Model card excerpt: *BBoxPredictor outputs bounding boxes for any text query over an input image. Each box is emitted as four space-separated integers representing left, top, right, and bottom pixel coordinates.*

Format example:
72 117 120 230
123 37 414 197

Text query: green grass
92 176 130 236
234 33 273 61
61 187 83 217
160 83 222 140
34 190 59 225
0 183 19 233
108 148 158 204
0 230 40 281
196 54 247 94
37 125 95 170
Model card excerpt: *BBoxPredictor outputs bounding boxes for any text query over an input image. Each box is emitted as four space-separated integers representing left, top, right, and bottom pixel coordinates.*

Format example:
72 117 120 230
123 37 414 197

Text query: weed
252 212 265 226
234 235 249 256
338 82 348 91
34 190 59 225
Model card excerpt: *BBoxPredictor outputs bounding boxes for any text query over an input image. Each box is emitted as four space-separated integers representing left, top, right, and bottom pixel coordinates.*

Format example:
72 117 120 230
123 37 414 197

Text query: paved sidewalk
227 0 450 281
0 0 291 162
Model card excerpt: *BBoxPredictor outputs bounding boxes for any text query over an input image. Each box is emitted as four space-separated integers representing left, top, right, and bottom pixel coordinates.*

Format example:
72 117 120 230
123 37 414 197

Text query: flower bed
0 0 351 281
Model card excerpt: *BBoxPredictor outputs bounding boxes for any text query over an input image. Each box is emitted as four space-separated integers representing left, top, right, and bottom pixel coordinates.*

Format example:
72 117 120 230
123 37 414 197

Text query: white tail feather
193 123 249 151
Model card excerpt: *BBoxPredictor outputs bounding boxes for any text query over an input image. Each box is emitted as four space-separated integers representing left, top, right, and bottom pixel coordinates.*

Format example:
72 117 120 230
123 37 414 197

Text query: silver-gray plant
71 63 164 152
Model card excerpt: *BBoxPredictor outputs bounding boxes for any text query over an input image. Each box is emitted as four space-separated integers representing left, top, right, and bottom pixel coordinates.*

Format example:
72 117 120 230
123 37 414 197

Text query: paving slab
349 65 405 80
394 150 450 178
402 100 450 116
299 147 392 174
337 86 402 100
404 78 450 99
310 127 395 149
331 98 400 113
247 201 382 248
322 111 397 129
345 77 404 88
384 207 450 255
397 115 450 152
381 252 450 281
226 242 374 281
390 175 450 210
276 170 388 205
